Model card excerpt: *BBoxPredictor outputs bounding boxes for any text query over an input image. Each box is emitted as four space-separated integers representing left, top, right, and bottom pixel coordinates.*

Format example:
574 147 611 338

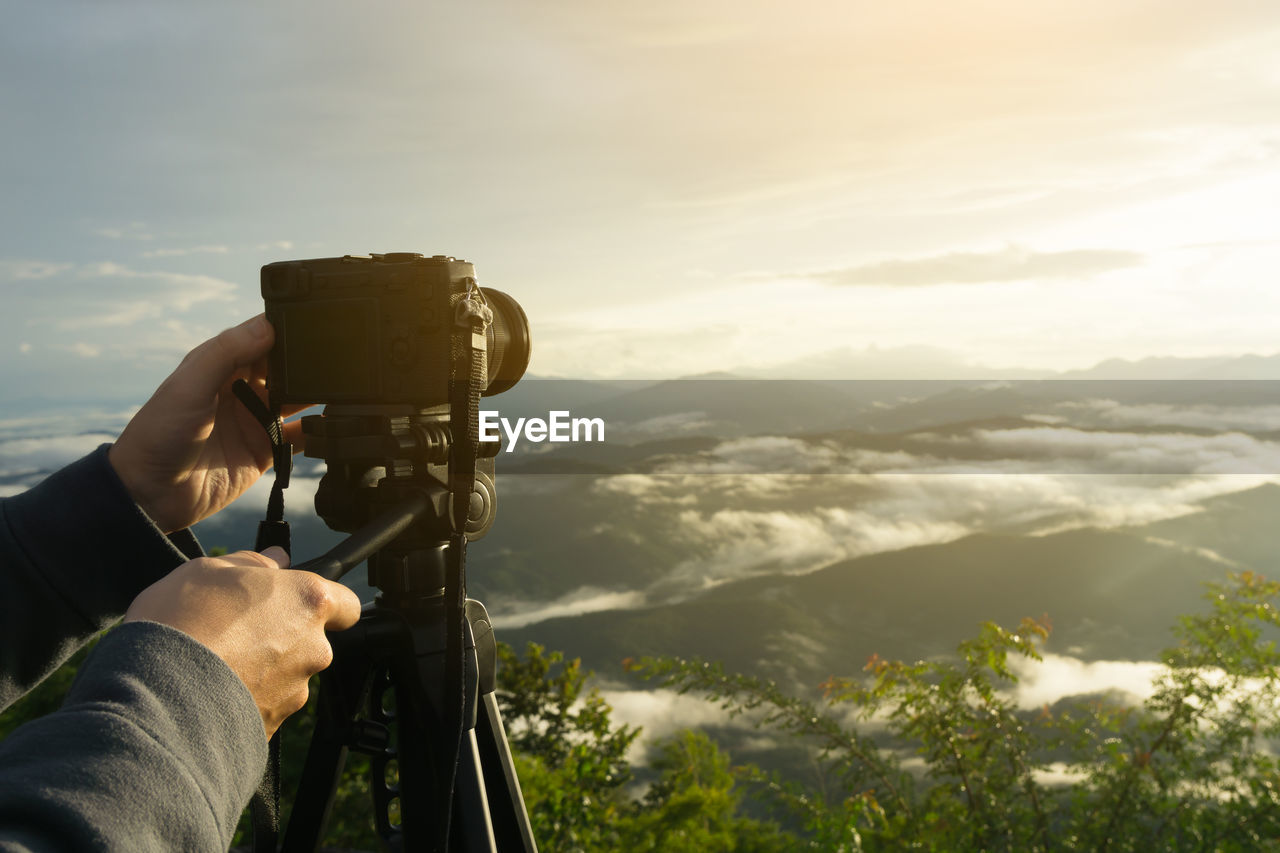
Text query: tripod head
300 404 501 599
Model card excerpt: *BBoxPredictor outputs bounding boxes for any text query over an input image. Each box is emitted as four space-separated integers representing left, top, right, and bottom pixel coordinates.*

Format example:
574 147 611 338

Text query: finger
282 418 307 452
260 545 291 568
172 315 275 406
307 637 335 675
236 357 269 387
219 547 291 570
319 581 363 631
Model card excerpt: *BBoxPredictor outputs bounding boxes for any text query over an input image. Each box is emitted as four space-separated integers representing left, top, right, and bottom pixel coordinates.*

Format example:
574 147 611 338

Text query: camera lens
481 288 530 396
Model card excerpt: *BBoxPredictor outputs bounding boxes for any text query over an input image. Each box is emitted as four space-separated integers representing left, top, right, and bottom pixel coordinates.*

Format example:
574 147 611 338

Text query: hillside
507 527 1227 687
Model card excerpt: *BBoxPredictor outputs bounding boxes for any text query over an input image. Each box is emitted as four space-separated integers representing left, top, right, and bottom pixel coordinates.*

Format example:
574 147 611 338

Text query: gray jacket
0 446 266 851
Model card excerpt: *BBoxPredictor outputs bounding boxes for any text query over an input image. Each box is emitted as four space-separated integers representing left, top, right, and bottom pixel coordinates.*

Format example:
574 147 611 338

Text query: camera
261 253 530 409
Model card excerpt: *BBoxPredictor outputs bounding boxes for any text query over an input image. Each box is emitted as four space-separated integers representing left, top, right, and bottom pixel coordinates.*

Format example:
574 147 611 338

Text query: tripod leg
476 693 538 852
281 665 365 852
282 614 390 853
453 730 498 852
281 597 539 852
468 601 538 853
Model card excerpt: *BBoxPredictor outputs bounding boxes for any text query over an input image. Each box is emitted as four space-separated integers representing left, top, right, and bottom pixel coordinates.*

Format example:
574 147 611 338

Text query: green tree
632 572 1280 851
496 641 640 851
616 729 793 852
1072 570 1280 851
497 642 794 852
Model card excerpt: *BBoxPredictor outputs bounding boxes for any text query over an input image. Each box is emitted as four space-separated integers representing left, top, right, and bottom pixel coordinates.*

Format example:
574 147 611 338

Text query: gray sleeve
0 621 268 852
0 444 201 710
0 446 266 849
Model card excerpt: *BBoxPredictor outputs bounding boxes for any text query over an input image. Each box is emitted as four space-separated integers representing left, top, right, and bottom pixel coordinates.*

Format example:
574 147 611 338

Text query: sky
4 0 1280 404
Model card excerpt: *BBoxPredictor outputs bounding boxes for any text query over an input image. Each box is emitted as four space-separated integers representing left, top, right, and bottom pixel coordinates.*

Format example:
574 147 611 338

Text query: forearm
0 446 201 710
0 621 266 851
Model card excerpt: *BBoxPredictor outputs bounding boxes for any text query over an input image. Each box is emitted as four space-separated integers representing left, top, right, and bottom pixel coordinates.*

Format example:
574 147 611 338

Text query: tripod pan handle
292 493 434 581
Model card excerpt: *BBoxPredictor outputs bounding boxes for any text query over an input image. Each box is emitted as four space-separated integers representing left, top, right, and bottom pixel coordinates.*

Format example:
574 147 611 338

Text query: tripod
275 406 538 852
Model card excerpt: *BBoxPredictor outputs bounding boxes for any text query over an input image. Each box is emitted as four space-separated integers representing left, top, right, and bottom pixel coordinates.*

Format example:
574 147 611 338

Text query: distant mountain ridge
1059 353 1280 380
517 350 1280 383
730 347 1280 381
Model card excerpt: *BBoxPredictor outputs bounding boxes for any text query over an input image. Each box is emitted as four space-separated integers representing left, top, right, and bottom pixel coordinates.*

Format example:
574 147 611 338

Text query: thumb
173 315 275 404
260 545 291 568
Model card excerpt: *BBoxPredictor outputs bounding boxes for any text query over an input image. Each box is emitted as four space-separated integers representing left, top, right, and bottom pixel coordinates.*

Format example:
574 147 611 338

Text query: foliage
497 642 789 852
618 728 793 852
631 572 1280 851
495 641 640 850
10 573 1280 852
1075 571 1280 851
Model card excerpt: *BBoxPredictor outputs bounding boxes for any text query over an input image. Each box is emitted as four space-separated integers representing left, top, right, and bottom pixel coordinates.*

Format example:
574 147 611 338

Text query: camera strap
437 281 493 849
231 379 293 554
231 378 292 853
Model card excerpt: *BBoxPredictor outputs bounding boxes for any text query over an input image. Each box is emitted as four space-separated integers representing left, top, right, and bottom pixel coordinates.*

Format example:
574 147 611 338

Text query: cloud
0 256 245 399
74 262 237 312
597 688 738 764
958 427 1280 475
0 433 118 478
748 344 1047 380
491 587 647 629
652 436 842 475
1006 652 1164 709
56 302 158 331
94 223 154 241
557 463 1276 618
875 472 1264 532
0 414 132 492
628 418 1280 478
1066 399 1280 433
0 258 238 334
0 410 135 442
139 245 231 258
1033 763 1090 787
0 260 73 280
812 246 1143 288
620 411 714 436
660 506 969 592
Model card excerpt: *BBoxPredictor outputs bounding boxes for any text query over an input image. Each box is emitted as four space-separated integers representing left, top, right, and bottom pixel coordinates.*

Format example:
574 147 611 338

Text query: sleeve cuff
66 621 268 839
0 621 267 851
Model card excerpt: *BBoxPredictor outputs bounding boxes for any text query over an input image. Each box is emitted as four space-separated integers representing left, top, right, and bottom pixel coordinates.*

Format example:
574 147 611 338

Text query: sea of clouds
7 395 1279 751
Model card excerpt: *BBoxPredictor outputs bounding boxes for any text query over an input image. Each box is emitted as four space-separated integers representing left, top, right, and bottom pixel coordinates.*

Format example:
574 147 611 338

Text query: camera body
261 253 528 410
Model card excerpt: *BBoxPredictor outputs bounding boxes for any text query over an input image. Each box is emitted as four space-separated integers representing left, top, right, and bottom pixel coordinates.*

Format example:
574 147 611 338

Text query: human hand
108 314 309 533
124 547 362 737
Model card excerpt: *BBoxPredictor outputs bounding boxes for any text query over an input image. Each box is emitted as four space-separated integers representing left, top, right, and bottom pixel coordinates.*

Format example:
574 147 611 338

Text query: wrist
107 442 169 532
